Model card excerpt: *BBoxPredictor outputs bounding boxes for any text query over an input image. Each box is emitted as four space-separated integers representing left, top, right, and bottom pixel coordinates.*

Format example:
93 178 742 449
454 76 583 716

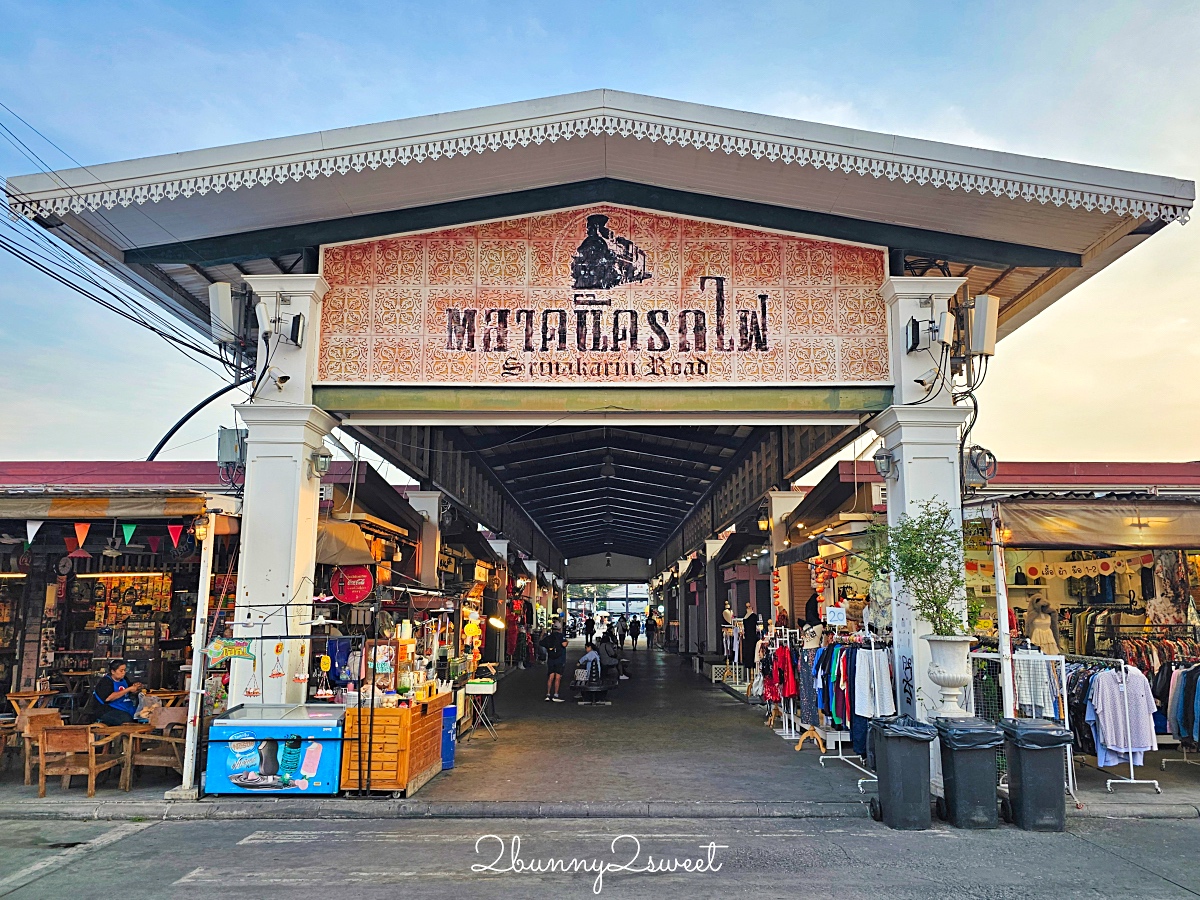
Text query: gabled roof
6 90 1192 339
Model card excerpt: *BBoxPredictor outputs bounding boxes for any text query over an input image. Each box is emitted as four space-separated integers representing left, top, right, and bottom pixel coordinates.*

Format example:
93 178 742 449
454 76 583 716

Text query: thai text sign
318 205 888 386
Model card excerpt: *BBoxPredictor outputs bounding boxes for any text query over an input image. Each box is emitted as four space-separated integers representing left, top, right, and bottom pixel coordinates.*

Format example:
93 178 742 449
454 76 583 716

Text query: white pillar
166 510 216 800
991 514 1017 718
228 274 333 705
676 558 688 653
704 538 726 655
873 276 969 722
407 491 442 588
769 491 804 623
229 405 336 703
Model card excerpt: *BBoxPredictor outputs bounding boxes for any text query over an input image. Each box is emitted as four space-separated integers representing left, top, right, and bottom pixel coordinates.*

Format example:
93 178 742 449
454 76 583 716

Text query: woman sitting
92 660 143 726
597 632 631 681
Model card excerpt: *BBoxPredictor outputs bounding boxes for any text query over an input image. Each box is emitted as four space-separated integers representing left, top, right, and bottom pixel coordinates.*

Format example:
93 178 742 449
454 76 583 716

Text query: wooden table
4 691 57 716
60 672 96 696
92 723 153 792
146 691 188 707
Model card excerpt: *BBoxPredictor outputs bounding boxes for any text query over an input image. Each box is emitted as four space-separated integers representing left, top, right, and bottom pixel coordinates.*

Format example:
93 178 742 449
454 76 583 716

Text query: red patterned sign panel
318 205 889 385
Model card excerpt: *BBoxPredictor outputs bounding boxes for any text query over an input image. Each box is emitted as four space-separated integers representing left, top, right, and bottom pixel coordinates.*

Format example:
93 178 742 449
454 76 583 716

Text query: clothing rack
1066 653 1162 794
767 628 801 739
1159 656 1200 772
814 629 890 787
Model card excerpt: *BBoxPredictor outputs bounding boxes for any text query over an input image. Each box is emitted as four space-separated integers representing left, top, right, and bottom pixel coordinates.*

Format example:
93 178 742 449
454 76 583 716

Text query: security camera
265 366 290 390
914 368 940 389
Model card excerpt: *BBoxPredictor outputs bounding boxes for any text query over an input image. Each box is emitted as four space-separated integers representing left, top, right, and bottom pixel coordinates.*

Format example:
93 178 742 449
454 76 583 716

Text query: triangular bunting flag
74 522 90 546
147 536 161 554
122 523 137 545
64 536 78 553
26 520 43 543
167 524 183 548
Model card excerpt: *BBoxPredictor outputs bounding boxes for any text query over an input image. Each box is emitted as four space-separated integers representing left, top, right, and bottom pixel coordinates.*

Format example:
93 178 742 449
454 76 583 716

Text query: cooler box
205 704 344 795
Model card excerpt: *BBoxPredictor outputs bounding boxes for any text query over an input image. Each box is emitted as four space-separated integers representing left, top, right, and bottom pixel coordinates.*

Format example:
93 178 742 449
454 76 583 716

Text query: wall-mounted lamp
488 616 506 630
873 447 897 480
310 446 334 478
193 517 209 543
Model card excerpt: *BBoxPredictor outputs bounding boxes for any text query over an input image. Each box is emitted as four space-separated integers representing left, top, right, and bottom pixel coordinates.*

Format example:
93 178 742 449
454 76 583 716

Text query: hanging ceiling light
600 453 616 477
605 551 612 567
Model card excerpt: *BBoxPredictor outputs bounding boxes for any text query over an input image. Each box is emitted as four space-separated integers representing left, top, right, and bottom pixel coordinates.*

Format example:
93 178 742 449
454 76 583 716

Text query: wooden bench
38 726 123 798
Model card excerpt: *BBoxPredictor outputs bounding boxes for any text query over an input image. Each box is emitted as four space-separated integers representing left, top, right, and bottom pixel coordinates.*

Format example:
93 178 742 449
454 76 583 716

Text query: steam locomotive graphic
571 214 652 291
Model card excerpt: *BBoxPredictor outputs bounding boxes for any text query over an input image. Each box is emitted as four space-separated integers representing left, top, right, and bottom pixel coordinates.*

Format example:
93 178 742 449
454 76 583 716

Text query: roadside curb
1 796 1196 821
1069 802 1200 820
0 798 872 821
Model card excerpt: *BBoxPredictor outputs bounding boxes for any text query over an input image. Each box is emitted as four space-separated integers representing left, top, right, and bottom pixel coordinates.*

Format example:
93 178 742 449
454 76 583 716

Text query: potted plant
869 499 973 718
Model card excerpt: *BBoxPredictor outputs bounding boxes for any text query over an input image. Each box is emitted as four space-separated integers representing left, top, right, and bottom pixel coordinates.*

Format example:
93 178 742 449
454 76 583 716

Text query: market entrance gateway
5 90 1191 800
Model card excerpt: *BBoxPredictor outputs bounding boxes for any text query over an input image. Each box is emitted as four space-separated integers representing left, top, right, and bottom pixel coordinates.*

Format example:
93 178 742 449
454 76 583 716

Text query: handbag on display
1013 566 1028 586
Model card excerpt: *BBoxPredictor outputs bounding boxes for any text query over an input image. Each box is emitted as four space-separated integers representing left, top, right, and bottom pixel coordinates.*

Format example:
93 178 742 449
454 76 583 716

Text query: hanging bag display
1013 566 1028 586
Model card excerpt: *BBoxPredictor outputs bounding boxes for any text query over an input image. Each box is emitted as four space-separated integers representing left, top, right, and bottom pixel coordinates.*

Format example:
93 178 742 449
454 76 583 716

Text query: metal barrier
965 649 1079 805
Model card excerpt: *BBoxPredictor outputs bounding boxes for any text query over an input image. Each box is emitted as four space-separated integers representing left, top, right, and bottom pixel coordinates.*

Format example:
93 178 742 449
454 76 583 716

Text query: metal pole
173 512 216 798
990 510 1016 718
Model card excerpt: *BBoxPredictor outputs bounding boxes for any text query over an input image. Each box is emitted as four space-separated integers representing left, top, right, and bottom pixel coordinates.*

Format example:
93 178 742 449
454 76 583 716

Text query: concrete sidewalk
2 642 1197 821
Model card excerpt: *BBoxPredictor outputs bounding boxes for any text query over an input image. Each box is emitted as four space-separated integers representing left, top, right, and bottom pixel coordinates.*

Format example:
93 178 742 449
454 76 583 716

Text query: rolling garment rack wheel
868 796 881 822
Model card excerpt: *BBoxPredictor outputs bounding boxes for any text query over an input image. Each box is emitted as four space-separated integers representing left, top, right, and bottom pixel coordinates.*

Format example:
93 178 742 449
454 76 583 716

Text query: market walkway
422 639 867 805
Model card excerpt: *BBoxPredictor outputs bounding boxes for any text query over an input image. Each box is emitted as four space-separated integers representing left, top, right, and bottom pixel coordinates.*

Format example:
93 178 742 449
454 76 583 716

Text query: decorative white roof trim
5 112 1191 225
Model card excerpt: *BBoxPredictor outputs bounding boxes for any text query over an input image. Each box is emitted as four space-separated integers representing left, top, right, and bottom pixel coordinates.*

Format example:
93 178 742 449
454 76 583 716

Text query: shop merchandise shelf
341 692 451 796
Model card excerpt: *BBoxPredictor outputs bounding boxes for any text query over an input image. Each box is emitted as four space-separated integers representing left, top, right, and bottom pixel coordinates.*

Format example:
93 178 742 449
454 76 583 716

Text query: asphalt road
0 817 1196 899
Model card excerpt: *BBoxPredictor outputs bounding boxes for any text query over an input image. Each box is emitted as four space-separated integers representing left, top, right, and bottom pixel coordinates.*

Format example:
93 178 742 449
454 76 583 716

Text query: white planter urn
922 634 974 718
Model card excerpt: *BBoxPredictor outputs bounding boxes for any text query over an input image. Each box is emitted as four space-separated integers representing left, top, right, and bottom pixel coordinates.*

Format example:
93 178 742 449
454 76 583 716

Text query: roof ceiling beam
547 525 674 540
125 178 1084 272
512 479 702 502
492 444 722 473
523 493 691 514
186 263 215 284
472 426 745 460
504 461 713 487
537 507 681 527
980 265 1017 294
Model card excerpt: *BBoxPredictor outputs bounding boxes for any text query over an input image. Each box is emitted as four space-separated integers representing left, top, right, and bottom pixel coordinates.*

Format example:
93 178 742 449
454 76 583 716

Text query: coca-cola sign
330 565 373 605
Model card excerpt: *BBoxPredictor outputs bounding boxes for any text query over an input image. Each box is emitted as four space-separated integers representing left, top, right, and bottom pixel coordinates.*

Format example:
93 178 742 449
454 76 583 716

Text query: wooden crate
340 694 451 795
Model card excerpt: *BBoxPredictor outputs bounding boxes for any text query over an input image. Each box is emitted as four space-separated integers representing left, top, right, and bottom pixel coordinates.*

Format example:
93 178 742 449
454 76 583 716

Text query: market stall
966 493 1200 785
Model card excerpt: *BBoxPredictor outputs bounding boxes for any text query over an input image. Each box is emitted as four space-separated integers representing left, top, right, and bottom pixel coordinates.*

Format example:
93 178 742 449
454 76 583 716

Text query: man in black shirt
540 621 569 702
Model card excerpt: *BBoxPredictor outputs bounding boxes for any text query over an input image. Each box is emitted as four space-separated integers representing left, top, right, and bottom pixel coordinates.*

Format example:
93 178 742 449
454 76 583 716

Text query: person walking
644 614 658 650
629 615 641 650
540 621 568 702
583 615 596 643
616 614 629 649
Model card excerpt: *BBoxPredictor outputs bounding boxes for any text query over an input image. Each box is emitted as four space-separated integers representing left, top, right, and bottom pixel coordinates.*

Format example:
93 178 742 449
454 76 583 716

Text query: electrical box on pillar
969 293 999 356
208 282 236 346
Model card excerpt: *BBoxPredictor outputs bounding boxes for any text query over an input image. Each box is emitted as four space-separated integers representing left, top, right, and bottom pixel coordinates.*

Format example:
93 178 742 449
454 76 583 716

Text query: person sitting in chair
92 661 143 726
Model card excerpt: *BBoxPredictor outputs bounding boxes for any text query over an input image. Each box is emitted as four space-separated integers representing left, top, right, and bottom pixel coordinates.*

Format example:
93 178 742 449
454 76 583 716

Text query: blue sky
1 0 1197 463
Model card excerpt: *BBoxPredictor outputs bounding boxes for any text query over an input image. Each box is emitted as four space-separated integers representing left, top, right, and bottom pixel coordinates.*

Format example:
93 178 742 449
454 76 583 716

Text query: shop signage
825 606 847 626
318 205 889 386
205 637 255 663
1025 552 1153 581
331 564 374 604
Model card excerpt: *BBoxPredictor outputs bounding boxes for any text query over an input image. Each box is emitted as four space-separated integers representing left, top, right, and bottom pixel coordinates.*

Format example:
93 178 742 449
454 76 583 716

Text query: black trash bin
868 715 938 830
999 718 1074 832
934 717 1003 829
